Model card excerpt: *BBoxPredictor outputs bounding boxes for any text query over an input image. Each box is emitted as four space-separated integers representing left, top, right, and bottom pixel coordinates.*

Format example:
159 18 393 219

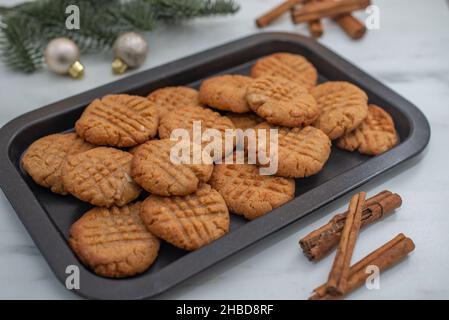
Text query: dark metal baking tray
0 33 430 299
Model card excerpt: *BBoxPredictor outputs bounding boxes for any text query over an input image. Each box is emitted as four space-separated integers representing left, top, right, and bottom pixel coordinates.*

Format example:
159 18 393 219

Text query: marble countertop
1 0 448 299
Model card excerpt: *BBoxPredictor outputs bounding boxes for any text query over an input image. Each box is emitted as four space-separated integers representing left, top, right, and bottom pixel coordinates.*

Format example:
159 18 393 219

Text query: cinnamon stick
308 19 324 38
326 192 366 294
300 190 402 261
310 234 415 300
303 1 324 38
256 0 303 28
335 13 366 39
291 0 371 24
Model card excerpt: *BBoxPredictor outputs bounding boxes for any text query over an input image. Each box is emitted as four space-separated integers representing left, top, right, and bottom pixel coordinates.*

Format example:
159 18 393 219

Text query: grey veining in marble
0 0 448 299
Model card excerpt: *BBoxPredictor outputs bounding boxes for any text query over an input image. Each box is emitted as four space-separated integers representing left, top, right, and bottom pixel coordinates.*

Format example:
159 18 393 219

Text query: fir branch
151 0 240 20
198 0 240 15
0 15 44 73
0 0 239 73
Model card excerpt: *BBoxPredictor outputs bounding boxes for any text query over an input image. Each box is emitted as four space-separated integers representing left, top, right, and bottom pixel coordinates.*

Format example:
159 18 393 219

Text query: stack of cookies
21 52 398 278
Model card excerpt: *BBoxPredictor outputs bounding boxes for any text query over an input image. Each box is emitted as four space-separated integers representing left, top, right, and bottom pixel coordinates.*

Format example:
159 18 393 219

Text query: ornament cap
112 58 128 75
68 61 85 79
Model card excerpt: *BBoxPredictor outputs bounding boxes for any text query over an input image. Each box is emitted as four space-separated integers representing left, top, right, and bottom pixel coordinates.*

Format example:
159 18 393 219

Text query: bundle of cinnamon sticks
299 190 415 300
256 0 370 40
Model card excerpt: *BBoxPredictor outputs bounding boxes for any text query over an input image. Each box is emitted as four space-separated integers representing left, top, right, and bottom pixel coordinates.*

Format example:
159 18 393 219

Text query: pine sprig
152 0 239 20
0 0 239 73
0 15 45 72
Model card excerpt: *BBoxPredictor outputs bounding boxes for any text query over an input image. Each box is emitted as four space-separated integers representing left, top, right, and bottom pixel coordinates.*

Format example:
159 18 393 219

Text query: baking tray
0 33 430 299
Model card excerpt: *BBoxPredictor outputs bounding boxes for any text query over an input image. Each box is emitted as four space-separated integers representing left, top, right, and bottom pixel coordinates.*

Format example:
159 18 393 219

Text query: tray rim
0 32 430 300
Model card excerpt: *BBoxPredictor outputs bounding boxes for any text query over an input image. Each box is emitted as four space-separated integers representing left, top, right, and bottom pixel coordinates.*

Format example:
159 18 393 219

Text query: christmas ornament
112 32 149 74
44 37 84 79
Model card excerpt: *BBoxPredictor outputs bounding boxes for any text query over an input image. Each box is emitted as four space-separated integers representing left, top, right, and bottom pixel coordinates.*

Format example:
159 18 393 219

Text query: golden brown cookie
69 202 160 278
147 86 200 119
311 81 369 140
226 112 265 152
21 133 95 195
226 112 265 131
209 159 295 220
158 104 236 160
140 184 229 250
337 105 398 155
252 123 331 178
131 139 213 196
128 143 144 155
75 94 159 147
62 147 141 207
199 75 252 113
251 52 318 90
246 76 320 127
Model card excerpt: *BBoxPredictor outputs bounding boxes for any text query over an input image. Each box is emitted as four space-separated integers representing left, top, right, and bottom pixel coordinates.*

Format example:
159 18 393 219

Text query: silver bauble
113 32 148 70
45 38 82 77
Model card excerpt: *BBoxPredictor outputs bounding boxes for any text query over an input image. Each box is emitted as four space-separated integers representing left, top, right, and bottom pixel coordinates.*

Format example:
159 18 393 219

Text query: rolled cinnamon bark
310 234 415 300
291 0 371 24
326 192 366 295
308 19 324 38
256 0 303 28
335 13 366 39
303 1 324 38
300 190 402 261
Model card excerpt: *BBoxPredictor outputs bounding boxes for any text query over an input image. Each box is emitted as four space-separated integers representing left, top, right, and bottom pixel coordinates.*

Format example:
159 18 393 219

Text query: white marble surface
0 0 448 300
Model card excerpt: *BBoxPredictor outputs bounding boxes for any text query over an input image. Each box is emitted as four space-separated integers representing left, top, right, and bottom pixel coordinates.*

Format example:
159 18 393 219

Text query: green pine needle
0 15 44 73
152 0 239 20
0 0 239 73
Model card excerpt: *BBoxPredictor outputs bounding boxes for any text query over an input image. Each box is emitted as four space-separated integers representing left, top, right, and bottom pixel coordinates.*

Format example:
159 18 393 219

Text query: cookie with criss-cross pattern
69 202 160 278
75 94 159 147
226 112 265 131
147 86 200 118
252 122 331 178
337 105 398 155
62 147 141 207
140 184 229 251
21 133 95 195
131 139 213 196
311 81 369 140
251 52 318 90
246 76 320 127
210 157 295 220
199 75 252 113
158 104 235 160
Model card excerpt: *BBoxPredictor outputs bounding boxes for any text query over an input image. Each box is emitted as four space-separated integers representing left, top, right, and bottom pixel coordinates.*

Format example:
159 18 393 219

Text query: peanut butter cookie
21 133 95 195
69 202 160 278
199 75 252 113
311 81 369 140
337 105 398 155
253 123 331 178
246 76 320 127
226 112 265 131
147 86 200 118
62 147 141 207
251 52 318 90
128 143 145 155
158 104 235 160
210 158 295 220
75 94 159 147
140 184 229 250
226 112 265 152
131 139 213 196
